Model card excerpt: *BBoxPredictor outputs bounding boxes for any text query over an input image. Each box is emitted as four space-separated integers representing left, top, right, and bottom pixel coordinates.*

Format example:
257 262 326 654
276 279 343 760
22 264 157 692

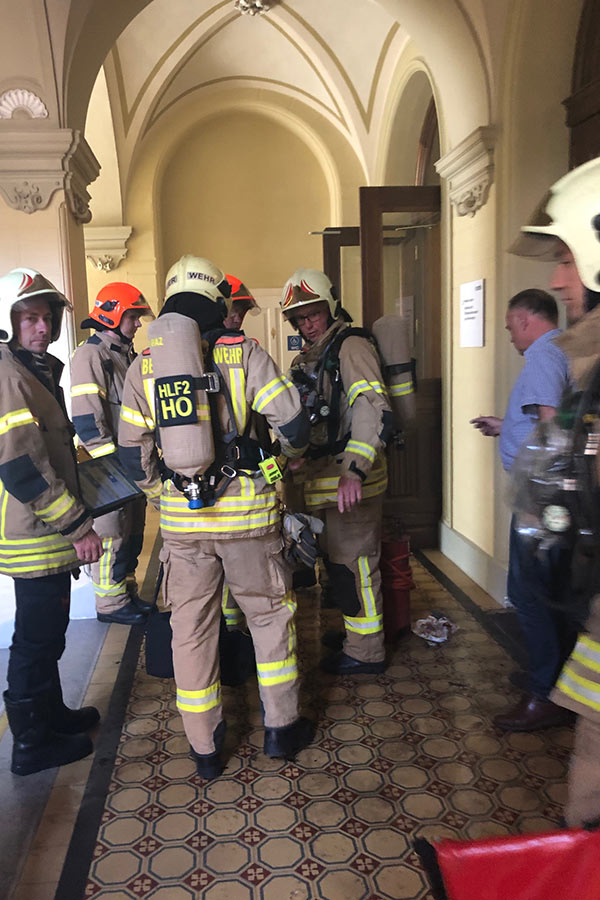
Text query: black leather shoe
321 630 345 652
494 694 574 732
97 600 147 625
321 652 386 676
264 716 315 760
192 750 223 780
192 720 226 779
130 592 156 614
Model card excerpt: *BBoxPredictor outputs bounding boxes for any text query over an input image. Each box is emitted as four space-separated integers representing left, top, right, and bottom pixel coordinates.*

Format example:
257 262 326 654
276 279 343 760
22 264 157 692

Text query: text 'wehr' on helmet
510 157 600 293
280 268 341 324
81 282 154 331
165 255 232 310
0 267 71 343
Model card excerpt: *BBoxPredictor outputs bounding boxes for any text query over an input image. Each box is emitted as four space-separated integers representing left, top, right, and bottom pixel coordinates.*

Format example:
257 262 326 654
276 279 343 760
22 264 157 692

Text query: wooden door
358 186 442 548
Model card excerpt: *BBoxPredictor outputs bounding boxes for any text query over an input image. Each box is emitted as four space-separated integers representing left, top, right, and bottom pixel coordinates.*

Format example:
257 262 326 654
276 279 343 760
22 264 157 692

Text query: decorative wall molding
0 129 99 222
0 88 48 119
234 0 279 14
84 225 133 271
435 126 496 217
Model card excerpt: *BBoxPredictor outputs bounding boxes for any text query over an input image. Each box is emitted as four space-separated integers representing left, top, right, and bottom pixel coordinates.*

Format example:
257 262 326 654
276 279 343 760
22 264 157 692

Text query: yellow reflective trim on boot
177 681 221 713
343 613 383 635
555 666 600 712
256 654 298 686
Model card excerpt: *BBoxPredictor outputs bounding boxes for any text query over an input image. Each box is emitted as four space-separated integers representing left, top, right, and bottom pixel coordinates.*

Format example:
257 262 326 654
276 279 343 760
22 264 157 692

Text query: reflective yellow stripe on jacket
304 457 388 509
70 383 107 400
346 379 386 407
160 480 279 534
252 376 295 414
0 408 39 434
556 635 600 712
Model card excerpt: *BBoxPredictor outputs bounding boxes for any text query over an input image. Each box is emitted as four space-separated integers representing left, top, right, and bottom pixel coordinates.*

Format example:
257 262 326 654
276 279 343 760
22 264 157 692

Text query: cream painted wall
450 187 497 556
159 111 330 288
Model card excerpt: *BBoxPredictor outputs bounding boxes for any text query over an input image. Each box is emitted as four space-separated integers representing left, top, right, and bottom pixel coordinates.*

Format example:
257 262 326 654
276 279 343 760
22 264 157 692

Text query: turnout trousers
162 531 299 755
316 495 385 664
91 496 146 614
7 571 71 698
565 716 600 827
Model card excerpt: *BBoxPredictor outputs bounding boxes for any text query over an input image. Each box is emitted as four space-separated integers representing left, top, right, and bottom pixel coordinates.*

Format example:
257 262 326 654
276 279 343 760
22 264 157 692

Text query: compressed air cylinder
372 314 416 430
147 312 215 479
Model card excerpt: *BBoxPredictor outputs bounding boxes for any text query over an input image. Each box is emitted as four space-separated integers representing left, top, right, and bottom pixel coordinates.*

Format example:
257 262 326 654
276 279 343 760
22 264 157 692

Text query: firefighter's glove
283 512 324 569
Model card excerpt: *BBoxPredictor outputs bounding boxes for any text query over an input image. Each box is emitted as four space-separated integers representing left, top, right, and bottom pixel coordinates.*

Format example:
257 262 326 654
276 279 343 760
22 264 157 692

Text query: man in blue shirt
471 288 574 731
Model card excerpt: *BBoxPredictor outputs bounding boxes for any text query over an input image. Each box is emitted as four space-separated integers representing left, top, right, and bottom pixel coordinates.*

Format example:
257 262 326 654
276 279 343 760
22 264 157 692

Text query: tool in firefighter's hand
283 511 324 569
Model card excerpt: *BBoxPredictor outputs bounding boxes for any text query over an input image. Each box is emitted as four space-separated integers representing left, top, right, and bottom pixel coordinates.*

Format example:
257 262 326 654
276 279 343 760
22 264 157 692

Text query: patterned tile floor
58 559 572 899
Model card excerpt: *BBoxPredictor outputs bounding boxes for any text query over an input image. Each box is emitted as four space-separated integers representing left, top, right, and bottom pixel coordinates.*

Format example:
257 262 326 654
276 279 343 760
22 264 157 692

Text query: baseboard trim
440 522 508 606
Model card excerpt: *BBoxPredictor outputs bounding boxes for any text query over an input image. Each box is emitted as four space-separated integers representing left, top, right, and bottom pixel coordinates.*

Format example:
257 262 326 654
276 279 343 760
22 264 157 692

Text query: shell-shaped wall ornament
0 89 48 119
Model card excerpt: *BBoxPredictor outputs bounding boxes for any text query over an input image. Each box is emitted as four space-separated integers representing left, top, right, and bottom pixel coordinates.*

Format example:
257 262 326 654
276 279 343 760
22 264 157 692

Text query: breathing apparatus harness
290 325 411 460
163 330 281 509
512 359 600 625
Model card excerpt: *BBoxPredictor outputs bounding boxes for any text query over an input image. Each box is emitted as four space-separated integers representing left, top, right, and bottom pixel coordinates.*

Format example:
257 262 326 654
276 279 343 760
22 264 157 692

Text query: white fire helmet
0 267 71 342
280 268 339 319
164 255 232 304
510 157 600 291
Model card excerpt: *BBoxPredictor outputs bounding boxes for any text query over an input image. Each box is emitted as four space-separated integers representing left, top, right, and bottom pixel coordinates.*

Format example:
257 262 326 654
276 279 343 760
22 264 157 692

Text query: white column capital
84 225 133 272
435 126 496 217
0 128 99 223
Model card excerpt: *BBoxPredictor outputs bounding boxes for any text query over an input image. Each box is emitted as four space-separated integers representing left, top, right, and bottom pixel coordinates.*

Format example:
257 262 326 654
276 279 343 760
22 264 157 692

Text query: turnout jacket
0 344 93 578
288 320 392 510
552 307 600 721
118 329 309 540
71 330 135 458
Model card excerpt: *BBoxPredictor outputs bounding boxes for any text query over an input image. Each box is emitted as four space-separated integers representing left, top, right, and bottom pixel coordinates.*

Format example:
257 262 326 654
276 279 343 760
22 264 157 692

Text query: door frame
359 185 441 326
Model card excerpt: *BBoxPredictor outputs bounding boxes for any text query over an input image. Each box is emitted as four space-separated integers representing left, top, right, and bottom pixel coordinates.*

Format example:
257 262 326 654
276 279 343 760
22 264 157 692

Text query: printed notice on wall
460 279 485 347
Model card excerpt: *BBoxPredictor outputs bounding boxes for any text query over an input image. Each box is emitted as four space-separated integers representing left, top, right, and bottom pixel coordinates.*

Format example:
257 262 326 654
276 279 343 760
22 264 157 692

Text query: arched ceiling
101 0 411 183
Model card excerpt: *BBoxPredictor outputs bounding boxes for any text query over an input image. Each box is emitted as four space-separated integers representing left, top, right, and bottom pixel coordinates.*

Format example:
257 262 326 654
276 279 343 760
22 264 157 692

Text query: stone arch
374 0 491 145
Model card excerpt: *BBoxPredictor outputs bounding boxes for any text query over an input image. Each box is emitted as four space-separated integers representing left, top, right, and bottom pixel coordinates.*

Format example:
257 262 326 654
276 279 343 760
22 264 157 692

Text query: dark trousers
508 519 576 698
6 572 71 698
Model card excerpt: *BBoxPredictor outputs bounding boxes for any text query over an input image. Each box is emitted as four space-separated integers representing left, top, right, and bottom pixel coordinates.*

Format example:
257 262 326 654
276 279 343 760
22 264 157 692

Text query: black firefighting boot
3 691 94 776
49 674 100 734
192 720 226 780
264 717 316 760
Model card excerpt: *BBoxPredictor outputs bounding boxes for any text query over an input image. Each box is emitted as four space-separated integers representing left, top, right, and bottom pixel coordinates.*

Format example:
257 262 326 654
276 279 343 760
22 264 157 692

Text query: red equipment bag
429 828 600 900
380 535 414 641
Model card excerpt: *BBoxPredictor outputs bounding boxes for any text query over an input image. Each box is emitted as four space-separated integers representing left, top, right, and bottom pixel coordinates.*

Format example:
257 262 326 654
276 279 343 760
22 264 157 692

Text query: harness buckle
204 372 220 393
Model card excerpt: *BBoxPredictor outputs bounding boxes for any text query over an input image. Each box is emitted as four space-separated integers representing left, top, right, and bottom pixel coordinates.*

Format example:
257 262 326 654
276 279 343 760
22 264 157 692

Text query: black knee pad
325 561 360 616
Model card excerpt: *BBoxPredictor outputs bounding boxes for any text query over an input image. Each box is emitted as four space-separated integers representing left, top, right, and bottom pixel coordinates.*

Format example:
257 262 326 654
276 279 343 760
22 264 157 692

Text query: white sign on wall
460 279 485 347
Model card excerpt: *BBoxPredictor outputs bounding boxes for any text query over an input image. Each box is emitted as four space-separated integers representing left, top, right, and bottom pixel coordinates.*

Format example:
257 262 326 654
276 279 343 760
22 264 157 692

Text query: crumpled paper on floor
412 614 459 644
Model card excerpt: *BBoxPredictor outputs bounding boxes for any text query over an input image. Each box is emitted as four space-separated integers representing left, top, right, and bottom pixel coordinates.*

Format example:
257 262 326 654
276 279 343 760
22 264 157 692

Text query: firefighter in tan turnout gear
511 157 600 827
0 267 103 776
282 268 393 675
71 283 154 625
118 255 314 778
